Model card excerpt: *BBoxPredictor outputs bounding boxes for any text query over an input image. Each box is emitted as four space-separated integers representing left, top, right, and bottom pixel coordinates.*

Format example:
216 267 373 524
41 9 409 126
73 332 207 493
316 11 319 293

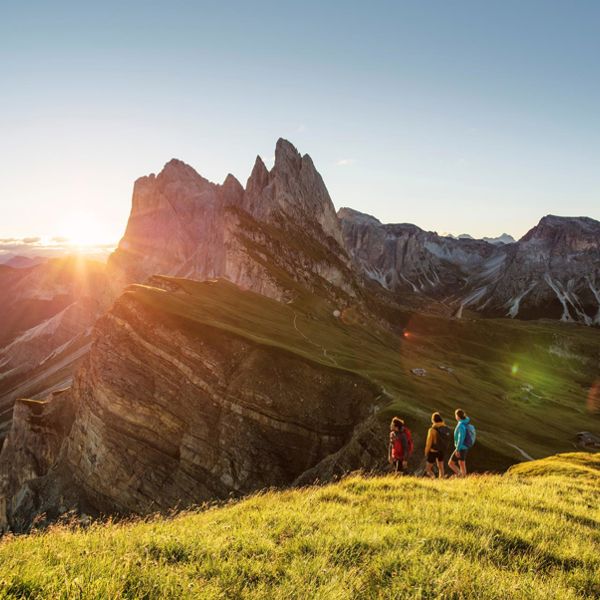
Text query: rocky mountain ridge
108 138 357 304
339 208 600 324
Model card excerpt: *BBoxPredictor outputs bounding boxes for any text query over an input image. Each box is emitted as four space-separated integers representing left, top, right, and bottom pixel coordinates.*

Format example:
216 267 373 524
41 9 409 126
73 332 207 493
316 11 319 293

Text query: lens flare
511 364 519 376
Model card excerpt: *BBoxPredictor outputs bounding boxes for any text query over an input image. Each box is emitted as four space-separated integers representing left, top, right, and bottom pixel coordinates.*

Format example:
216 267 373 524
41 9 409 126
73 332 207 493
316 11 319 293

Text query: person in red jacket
388 417 413 474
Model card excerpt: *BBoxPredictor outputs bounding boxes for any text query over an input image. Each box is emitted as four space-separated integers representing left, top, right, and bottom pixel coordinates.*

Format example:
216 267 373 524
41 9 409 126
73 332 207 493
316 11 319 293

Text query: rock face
0 279 379 529
0 390 75 532
339 209 600 324
108 139 357 303
338 207 501 296
480 216 600 323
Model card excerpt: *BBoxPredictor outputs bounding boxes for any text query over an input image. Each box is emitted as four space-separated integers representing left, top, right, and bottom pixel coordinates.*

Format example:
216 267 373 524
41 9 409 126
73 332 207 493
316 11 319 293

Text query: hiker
424 412 451 478
448 408 476 477
388 417 413 474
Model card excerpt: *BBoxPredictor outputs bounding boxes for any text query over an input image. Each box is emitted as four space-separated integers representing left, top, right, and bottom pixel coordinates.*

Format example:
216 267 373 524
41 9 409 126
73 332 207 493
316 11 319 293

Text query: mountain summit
108 139 356 301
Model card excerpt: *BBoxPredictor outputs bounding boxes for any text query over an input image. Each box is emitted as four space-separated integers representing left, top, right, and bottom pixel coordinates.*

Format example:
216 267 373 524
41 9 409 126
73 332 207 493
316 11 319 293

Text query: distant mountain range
443 232 516 245
0 255 47 269
340 209 600 324
0 138 598 533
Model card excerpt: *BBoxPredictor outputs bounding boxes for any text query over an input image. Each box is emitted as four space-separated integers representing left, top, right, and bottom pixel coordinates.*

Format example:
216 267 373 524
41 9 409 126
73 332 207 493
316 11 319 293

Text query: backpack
433 425 452 452
463 423 477 448
391 427 414 459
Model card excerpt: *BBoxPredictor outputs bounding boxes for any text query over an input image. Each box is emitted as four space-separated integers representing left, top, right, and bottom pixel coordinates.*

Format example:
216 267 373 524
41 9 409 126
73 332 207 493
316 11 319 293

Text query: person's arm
388 432 393 463
424 428 433 456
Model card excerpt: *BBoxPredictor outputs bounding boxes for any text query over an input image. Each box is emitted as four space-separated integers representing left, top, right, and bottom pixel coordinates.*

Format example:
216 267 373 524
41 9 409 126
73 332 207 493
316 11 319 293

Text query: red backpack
392 427 414 459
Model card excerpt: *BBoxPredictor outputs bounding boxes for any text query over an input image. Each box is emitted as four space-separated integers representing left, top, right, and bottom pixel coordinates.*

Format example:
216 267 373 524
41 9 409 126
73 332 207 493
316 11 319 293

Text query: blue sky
1 0 598 245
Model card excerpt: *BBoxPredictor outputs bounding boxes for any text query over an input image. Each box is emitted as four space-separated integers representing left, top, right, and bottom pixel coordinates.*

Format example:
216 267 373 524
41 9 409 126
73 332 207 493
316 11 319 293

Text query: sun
58 213 111 247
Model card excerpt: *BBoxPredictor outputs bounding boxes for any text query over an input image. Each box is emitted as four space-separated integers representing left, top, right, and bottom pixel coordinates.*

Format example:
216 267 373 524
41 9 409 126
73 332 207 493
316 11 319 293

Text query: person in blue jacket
448 408 474 477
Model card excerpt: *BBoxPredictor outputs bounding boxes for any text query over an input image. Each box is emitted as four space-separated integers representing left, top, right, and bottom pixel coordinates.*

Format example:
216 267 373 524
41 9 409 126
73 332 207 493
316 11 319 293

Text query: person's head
431 412 443 424
455 408 466 421
390 417 404 431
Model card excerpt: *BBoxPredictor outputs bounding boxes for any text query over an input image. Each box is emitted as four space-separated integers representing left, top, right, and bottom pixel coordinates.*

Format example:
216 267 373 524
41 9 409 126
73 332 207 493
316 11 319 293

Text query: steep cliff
0 390 75 532
478 216 600 323
1 277 382 530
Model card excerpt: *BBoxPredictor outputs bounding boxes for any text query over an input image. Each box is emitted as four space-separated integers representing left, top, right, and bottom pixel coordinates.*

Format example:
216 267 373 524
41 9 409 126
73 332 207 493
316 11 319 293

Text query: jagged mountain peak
243 139 345 247
220 173 245 205
274 138 302 170
109 138 354 300
246 155 270 196
222 173 243 191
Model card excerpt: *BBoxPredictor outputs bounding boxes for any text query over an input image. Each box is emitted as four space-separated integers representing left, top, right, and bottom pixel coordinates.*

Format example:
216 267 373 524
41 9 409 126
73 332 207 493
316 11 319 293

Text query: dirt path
291 311 339 368
507 442 534 461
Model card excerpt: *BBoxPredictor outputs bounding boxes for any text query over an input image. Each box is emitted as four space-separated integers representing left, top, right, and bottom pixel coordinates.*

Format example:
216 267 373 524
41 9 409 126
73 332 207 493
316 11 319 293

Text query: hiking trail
291 311 339 368
507 443 534 461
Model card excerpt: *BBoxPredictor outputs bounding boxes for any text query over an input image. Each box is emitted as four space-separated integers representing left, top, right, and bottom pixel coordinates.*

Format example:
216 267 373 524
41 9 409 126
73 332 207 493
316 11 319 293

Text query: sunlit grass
0 453 598 599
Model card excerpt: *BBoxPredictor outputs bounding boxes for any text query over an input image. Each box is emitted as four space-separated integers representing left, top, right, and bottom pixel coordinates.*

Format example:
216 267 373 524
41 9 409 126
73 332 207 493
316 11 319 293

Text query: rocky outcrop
339 209 600 324
108 139 358 303
107 158 244 292
0 279 380 530
0 390 75 532
293 415 388 486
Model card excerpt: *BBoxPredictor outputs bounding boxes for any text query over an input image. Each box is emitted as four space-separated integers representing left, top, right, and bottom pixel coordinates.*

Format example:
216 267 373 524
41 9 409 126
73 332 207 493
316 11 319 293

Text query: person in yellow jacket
424 412 452 479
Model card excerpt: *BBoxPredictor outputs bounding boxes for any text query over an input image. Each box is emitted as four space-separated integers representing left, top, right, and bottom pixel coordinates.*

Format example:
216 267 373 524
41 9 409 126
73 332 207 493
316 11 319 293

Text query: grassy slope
0 453 598 599
129 277 599 468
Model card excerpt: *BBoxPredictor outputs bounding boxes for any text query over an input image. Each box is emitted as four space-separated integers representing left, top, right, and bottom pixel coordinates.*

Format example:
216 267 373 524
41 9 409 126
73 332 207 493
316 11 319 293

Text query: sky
1 0 599 251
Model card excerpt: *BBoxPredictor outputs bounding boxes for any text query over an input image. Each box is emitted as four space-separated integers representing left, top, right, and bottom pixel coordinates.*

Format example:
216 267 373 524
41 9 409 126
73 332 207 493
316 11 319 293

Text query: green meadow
1 453 598 599
132 277 599 469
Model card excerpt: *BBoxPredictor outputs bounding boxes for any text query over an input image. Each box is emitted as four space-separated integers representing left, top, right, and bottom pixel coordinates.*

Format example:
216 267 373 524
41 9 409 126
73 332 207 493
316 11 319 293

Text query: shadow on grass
1 577 42 600
448 525 589 574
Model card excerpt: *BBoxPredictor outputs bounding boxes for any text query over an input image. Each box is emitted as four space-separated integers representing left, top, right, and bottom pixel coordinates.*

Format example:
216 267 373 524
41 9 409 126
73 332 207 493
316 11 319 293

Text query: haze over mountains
0 139 598 532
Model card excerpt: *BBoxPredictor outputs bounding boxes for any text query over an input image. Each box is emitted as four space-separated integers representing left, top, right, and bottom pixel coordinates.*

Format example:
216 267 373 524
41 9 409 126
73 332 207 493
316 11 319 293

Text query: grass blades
0 453 598 599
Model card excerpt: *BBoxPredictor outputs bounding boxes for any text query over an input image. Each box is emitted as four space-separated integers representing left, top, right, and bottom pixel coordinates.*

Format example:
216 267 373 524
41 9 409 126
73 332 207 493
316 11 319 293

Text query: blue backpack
463 423 477 448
